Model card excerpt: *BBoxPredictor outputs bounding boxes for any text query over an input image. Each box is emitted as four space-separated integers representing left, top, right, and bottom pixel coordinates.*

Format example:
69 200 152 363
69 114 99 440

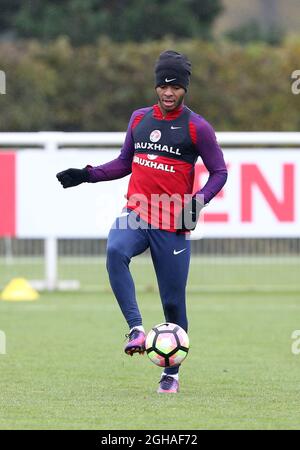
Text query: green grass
1 289 300 430
1 255 300 292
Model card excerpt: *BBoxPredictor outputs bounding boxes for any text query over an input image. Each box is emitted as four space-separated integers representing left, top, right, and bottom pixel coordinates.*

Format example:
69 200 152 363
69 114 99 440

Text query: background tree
1 37 299 132
1 0 223 45
225 20 284 45
0 0 22 33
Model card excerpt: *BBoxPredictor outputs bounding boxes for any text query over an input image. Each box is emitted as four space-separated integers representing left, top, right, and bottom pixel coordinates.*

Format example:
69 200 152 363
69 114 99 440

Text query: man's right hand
56 168 90 188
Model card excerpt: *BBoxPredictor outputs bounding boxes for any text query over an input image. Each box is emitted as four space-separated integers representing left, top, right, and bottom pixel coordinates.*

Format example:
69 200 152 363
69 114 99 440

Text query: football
145 322 189 367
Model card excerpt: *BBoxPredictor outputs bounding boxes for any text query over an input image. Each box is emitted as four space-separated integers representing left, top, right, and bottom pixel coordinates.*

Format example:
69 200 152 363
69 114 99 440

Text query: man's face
156 85 186 113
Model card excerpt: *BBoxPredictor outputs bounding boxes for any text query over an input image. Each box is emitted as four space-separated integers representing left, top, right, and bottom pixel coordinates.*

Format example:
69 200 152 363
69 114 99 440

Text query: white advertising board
16 149 300 238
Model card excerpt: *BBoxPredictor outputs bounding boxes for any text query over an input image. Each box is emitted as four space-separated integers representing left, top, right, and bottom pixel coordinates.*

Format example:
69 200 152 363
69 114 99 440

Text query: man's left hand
176 195 204 233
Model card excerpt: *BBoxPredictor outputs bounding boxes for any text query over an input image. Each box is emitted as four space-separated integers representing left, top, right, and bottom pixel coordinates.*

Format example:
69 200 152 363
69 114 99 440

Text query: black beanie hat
155 50 191 91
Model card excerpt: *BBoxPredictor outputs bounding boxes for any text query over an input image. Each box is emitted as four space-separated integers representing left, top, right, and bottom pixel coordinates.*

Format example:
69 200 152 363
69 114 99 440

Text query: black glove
56 168 90 188
176 195 203 233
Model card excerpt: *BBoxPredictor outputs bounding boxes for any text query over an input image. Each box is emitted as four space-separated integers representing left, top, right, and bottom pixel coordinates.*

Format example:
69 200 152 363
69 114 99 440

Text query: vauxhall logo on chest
133 155 175 173
134 129 182 156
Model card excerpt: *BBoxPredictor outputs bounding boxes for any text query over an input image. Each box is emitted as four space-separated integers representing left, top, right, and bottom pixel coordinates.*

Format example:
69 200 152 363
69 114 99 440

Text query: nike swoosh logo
173 249 186 255
165 78 176 83
171 126 182 130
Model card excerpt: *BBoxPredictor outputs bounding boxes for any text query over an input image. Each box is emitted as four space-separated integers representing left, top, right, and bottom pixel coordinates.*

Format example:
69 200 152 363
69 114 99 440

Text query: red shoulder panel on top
189 121 197 145
131 114 145 130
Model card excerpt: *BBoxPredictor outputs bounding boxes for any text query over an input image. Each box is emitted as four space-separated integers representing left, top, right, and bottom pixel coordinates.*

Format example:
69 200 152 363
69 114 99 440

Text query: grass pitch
1 287 300 430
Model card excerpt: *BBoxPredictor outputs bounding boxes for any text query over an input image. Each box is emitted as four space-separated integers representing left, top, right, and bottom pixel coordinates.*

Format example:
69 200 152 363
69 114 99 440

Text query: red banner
0 152 16 237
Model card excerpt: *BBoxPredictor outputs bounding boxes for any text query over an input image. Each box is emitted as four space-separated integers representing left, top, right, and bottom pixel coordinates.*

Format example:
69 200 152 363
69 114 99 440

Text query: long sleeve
190 114 228 204
87 110 145 183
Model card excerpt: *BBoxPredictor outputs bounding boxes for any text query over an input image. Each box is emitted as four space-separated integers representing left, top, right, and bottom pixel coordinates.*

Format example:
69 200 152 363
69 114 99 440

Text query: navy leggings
106 210 190 375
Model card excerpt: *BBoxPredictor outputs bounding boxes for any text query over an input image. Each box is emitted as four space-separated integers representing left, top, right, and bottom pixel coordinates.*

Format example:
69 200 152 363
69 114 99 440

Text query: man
57 50 228 394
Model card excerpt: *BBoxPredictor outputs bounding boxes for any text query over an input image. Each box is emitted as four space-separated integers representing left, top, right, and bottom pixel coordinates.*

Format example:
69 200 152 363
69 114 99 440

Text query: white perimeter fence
0 132 300 293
